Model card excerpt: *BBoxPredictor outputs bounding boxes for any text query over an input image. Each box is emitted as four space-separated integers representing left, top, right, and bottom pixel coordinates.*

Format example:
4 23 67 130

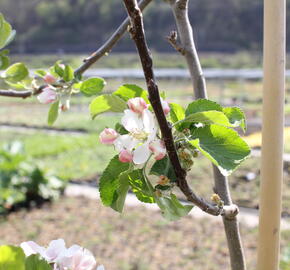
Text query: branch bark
167 0 207 99
168 0 247 269
0 89 32 98
122 0 229 217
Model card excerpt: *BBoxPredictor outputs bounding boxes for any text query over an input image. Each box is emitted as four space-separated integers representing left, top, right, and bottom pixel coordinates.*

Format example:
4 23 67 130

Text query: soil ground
1 196 289 270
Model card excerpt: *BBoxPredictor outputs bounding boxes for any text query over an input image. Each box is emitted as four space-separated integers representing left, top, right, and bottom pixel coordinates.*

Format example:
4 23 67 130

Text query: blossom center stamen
130 130 148 140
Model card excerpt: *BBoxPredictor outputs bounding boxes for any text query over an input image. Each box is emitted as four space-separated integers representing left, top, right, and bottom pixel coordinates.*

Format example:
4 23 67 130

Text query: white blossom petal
71 248 96 270
20 241 46 257
45 239 66 262
57 245 81 269
133 143 151 164
114 135 139 152
121 109 143 132
142 109 155 133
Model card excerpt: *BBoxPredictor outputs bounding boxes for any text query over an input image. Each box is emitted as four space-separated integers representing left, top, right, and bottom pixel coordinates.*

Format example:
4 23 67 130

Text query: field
1 53 290 269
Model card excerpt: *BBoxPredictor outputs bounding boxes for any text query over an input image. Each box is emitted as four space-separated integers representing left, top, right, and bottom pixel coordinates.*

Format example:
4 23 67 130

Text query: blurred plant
281 245 290 270
0 141 65 214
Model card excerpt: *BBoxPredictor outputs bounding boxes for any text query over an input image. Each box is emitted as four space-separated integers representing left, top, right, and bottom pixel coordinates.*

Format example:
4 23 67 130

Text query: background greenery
0 0 274 53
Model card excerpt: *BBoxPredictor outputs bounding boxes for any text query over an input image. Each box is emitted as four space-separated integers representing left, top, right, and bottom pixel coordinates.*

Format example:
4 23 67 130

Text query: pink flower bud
37 87 57 104
44 74 56 84
127 97 148 114
119 149 133 163
149 140 166 160
99 128 119 145
161 98 170 115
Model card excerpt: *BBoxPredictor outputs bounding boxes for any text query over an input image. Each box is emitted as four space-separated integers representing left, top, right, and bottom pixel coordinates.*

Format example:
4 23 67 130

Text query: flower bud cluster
177 145 198 171
154 175 175 197
99 97 170 165
37 73 58 104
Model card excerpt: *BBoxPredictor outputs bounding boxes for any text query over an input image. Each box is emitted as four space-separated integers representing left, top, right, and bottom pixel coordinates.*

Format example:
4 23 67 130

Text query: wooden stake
257 0 285 269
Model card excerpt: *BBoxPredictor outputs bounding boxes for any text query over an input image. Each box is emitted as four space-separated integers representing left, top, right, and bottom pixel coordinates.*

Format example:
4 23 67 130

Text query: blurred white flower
20 239 104 270
37 87 57 104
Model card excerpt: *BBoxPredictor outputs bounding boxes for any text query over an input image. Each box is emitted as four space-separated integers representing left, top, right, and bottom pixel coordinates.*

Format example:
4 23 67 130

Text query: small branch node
166 31 186 55
222 204 240 220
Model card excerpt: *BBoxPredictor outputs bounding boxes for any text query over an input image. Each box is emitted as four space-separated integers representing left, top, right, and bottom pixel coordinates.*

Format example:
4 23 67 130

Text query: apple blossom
127 97 148 114
44 74 57 84
37 87 57 104
149 139 166 160
100 128 119 145
114 108 157 164
44 239 67 263
70 248 97 270
20 239 105 270
160 98 170 115
20 241 46 257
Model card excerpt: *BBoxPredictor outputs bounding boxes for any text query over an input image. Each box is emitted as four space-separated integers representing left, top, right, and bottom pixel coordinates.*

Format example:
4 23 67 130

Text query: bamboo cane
257 0 285 269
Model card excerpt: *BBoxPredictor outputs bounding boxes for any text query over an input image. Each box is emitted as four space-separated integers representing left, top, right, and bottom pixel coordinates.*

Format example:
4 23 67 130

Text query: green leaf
47 101 59 126
80 78 106 96
183 110 232 127
0 54 9 70
113 84 148 102
89 94 127 119
223 107 246 132
128 170 155 203
115 123 128 135
25 255 51 270
0 245 25 270
99 155 130 207
111 171 130 213
63 64 74 82
150 156 177 182
185 99 222 116
3 30 16 48
0 14 15 50
155 194 193 221
189 125 251 176
53 61 64 77
170 103 185 123
34 69 47 77
4 63 29 83
170 103 185 130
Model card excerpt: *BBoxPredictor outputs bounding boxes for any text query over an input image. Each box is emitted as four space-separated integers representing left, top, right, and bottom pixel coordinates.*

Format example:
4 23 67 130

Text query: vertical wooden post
257 0 285 269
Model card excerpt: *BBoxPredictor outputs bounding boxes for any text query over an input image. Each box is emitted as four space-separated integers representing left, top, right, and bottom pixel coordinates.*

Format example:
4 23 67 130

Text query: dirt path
65 183 290 230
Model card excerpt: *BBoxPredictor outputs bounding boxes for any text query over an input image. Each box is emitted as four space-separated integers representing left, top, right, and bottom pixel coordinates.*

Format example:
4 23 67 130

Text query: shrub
0 141 65 214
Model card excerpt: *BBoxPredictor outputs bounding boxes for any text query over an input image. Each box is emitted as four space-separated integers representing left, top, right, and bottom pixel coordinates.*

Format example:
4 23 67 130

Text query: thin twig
0 0 153 99
74 0 153 77
166 31 185 55
0 86 45 99
0 89 32 98
122 0 224 217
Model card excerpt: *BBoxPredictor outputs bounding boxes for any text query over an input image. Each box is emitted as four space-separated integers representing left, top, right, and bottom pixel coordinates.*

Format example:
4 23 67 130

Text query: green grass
10 51 290 69
1 74 290 211
0 131 115 181
8 52 265 69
